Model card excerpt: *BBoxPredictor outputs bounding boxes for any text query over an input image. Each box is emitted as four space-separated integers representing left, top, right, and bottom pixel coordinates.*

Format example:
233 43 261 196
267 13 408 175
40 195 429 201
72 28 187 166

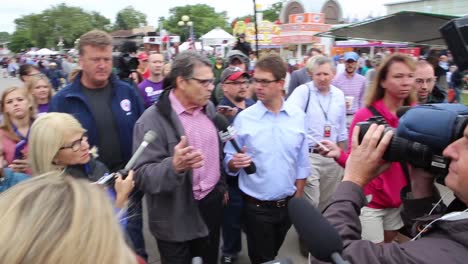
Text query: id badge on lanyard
323 123 332 138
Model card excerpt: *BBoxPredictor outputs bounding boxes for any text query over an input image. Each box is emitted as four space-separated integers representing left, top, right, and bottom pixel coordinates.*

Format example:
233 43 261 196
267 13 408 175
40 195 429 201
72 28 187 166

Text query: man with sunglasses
224 54 309 264
133 51 227 264
414 60 447 104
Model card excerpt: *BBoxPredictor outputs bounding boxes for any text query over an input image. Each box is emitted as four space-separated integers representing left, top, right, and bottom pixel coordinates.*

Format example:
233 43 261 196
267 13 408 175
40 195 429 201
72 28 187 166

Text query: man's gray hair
166 51 212 89
306 56 336 74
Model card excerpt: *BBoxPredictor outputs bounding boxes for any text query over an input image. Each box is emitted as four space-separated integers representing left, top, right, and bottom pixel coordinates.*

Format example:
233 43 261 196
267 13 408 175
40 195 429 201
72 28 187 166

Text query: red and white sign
289 13 325 24
272 35 321 45
280 23 331 32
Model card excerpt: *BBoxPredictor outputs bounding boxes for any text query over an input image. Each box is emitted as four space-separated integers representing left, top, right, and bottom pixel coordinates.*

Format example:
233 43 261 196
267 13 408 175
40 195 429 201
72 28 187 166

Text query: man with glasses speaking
414 60 447 104
224 54 309 264
133 51 227 264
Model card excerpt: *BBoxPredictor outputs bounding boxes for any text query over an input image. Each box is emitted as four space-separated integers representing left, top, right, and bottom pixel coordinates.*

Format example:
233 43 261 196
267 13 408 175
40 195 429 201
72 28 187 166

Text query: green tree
114 6 147 30
161 4 230 42
13 3 111 49
0 32 10 43
263 1 283 22
9 30 34 53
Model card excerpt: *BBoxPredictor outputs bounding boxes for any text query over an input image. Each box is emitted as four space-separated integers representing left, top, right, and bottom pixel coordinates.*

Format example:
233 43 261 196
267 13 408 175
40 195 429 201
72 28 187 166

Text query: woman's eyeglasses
60 133 88 152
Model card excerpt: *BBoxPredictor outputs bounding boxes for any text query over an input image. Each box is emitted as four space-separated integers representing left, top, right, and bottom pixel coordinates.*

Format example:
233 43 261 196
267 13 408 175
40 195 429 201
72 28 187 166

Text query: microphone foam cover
288 197 343 262
143 130 157 143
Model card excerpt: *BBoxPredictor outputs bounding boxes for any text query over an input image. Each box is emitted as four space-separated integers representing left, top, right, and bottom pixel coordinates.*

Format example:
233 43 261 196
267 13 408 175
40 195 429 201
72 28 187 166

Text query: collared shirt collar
255 99 291 119
169 90 203 116
308 81 335 95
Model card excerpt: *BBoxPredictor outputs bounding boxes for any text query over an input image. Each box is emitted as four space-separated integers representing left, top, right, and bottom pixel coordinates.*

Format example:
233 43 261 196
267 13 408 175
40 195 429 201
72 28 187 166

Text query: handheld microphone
97 130 157 185
288 197 351 264
213 114 256 174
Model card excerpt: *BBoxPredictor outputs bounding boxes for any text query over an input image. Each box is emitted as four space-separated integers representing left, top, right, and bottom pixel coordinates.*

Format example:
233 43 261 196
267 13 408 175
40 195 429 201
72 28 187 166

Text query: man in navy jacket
49 30 146 259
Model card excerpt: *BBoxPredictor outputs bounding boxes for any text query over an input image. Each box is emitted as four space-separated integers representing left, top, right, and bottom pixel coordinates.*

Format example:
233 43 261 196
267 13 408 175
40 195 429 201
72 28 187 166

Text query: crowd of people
0 27 467 264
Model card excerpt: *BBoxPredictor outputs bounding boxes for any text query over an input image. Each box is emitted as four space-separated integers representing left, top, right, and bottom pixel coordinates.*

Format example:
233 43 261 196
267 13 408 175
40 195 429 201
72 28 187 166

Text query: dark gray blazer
133 90 226 242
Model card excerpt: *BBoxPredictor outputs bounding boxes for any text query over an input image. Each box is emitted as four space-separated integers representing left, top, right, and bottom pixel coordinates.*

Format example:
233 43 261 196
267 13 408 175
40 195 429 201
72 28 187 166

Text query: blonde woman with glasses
28 112 134 209
0 171 139 264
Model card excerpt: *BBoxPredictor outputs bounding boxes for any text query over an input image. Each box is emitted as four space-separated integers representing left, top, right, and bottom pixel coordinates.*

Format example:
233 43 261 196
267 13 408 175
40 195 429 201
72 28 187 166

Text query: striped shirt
169 91 220 200
332 72 366 115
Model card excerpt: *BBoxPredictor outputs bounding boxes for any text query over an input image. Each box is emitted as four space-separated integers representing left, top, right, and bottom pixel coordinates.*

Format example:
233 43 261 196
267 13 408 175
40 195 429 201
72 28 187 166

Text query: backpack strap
304 83 311 113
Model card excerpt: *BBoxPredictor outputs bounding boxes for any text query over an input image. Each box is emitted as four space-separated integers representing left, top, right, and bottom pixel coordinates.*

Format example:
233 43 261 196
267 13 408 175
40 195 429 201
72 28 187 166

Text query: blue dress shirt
223 100 310 201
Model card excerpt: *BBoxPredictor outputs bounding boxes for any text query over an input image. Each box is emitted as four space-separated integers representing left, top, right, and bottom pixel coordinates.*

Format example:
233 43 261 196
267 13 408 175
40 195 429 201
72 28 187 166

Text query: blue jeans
222 181 244 257
126 188 148 260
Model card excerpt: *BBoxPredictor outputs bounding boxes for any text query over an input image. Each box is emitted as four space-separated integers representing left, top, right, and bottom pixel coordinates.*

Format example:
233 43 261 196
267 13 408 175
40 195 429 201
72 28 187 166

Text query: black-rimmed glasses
189 77 215 87
252 78 280 86
60 133 88 152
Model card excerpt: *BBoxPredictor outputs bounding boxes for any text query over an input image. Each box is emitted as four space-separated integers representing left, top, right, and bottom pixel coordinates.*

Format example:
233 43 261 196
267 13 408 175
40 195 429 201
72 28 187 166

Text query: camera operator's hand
343 124 393 187
318 140 341 159
410 167 435 199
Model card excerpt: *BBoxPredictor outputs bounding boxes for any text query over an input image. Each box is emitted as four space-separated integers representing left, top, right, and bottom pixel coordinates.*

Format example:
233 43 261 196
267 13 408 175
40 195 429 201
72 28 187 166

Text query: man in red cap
137 53 150 79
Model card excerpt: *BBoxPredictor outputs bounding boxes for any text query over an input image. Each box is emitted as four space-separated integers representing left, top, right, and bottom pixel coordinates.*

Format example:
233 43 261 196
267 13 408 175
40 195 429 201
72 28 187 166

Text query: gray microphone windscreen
143 130 157 143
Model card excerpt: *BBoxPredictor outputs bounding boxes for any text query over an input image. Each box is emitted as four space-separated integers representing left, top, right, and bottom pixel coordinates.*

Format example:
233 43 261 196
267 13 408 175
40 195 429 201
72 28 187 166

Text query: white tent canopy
36 48 58 56
178 42 214 52
200 27 235 46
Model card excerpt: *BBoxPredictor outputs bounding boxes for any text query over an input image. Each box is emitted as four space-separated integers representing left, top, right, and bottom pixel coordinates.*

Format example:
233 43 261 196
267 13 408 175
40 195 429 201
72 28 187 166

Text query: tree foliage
161 4 230 42
0 32 10 43
231 1 283 25
262 1 283 22
13 3 111 49
9 30 34 53
114 6 147 30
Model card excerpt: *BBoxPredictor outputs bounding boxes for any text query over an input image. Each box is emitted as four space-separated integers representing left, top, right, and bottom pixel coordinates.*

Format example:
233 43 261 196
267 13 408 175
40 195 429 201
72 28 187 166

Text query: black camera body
357 104 468 180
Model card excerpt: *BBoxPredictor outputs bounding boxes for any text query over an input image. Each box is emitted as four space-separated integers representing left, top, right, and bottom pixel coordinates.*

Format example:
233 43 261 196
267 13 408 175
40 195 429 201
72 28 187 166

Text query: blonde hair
29 113 86 175
0 86 35 142
78 30 113 55
25 74 54 105
68 67 82 83
364 53 417 107
0 171 137 264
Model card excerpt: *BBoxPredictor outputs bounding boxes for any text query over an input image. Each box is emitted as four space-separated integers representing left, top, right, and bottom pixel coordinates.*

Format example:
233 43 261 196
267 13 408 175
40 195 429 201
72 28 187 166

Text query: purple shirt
137 79 164 108
38 103 49 114
332 72 366 114
169 91 220 200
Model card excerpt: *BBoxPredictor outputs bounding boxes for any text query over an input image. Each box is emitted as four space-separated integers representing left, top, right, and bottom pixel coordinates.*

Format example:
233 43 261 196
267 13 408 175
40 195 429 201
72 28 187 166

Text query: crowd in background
0 28 467 264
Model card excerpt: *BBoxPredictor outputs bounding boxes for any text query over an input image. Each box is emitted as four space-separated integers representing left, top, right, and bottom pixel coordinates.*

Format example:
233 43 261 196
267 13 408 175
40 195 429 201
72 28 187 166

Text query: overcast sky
0 0 391 33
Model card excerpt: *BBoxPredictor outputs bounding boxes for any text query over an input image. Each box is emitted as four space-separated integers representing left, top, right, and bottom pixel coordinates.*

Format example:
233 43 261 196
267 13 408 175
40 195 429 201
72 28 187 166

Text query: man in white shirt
287 56 347 211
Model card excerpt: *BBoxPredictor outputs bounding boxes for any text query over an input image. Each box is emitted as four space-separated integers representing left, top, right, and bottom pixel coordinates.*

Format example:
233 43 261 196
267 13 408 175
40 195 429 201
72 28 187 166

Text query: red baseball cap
138 53 148 61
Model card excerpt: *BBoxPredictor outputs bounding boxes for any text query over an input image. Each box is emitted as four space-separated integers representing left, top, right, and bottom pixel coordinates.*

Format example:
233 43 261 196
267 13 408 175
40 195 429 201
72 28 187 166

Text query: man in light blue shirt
224 54 309 264
287 56 347 211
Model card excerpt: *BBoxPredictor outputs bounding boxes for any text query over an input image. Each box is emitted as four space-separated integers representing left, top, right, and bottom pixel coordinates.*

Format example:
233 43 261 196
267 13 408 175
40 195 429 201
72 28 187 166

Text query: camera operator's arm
310 125 428 264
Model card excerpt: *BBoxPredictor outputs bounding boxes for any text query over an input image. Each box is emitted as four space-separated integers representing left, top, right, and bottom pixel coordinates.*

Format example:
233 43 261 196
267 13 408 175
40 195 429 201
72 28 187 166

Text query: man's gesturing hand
172 136 204 173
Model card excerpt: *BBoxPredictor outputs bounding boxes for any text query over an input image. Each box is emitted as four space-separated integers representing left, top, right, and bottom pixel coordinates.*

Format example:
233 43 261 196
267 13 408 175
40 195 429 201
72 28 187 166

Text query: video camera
357 104 468 181
115 41 139 81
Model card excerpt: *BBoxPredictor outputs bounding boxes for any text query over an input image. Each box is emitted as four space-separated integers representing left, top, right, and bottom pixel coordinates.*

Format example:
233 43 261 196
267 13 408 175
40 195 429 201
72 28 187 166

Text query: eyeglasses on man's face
189 77 215 87
252 78 279 86
415 78 435 85
60 133 88 152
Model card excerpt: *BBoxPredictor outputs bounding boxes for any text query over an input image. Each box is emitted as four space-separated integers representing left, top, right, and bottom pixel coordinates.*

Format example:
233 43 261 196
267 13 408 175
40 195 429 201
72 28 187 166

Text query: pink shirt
336 100 407 209
332 72 366 115
1 130 32 175
169 91 220 200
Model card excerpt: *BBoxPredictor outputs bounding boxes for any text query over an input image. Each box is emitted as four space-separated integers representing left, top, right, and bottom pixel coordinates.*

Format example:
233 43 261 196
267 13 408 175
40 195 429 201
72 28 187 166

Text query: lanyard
316 91 332 121
12 123 30 141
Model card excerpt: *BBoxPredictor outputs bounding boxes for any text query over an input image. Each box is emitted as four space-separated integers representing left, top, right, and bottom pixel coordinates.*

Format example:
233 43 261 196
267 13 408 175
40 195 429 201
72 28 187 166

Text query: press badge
323 125 331 138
